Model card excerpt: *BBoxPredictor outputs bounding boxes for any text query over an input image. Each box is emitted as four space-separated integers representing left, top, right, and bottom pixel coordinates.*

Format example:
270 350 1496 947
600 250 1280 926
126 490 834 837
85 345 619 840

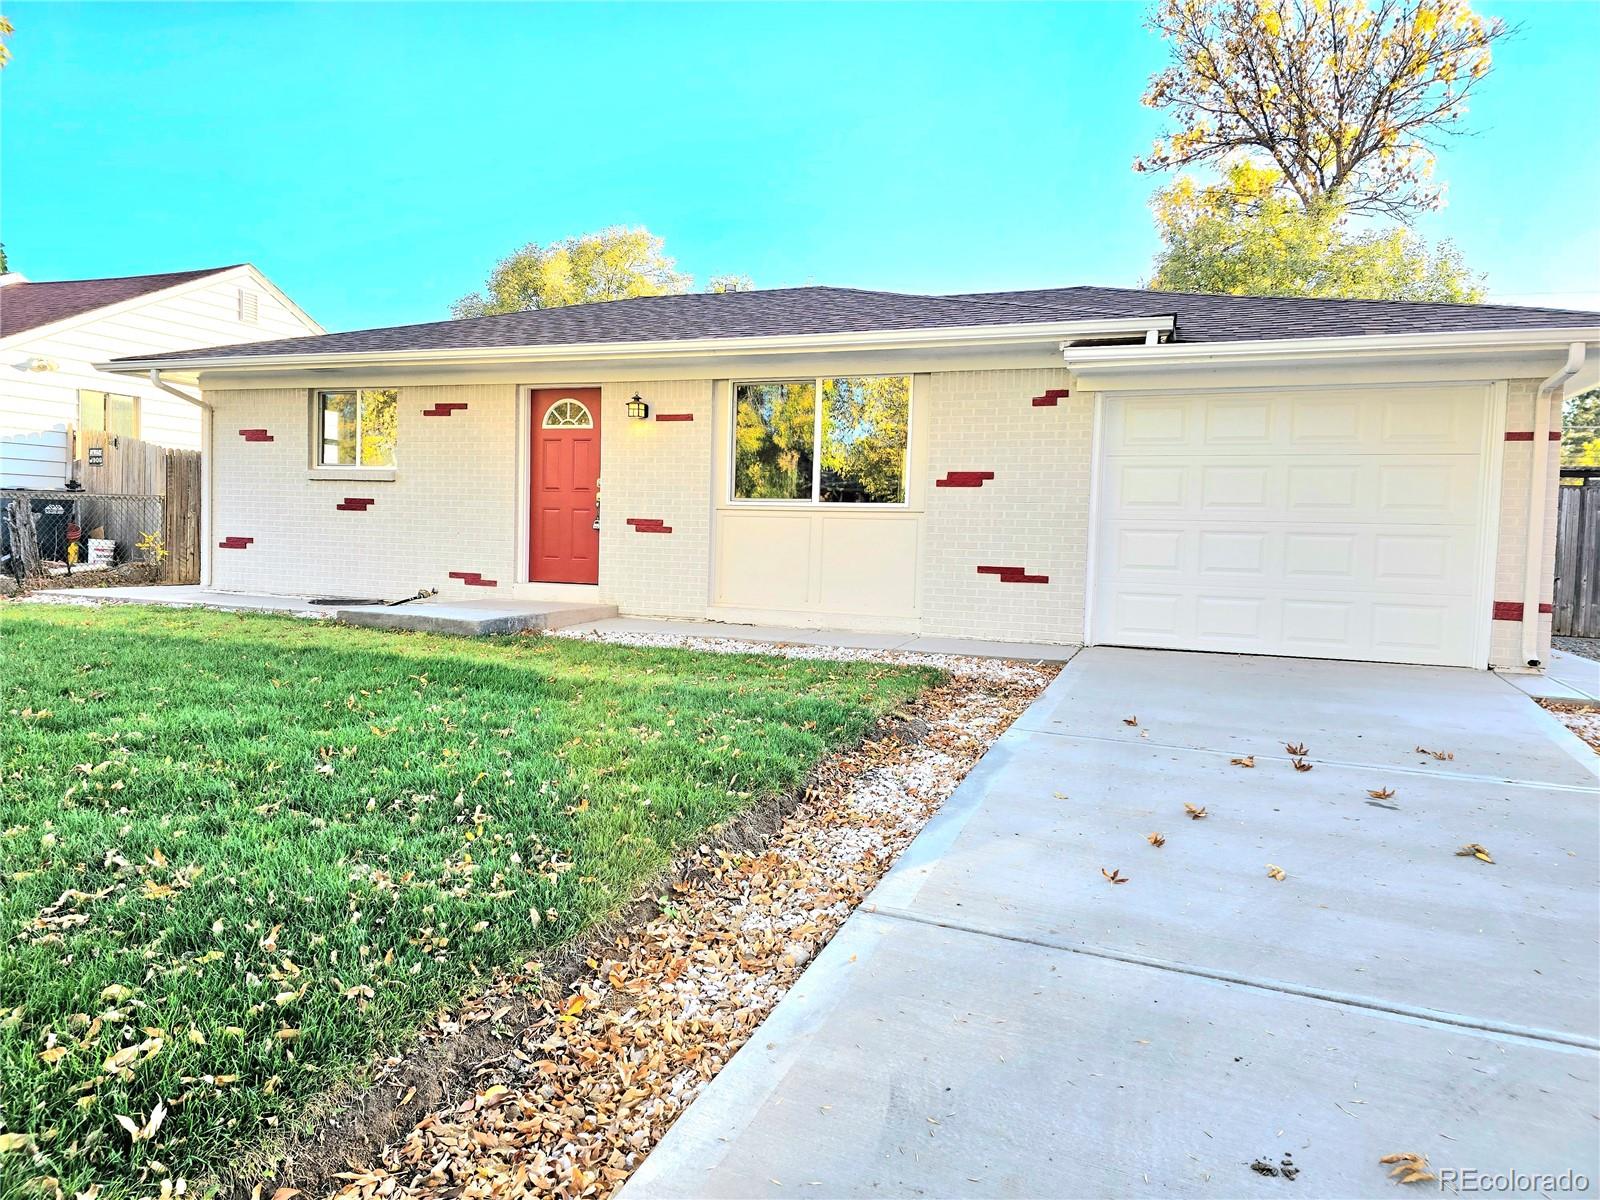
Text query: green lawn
0 605 938 1195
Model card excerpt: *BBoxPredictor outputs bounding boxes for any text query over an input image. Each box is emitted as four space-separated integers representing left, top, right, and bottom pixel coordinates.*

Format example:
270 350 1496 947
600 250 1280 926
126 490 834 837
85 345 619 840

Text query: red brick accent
977 564 1049 584
626 518 673 534
238 429 274 442
218 536 254 549
336 498 374 511
448 571 497 587
935 471 995 488
1505 430 1565 441
1031 389 1070 408
422 402 469 417
1492 601 1556 621
654 413 695 422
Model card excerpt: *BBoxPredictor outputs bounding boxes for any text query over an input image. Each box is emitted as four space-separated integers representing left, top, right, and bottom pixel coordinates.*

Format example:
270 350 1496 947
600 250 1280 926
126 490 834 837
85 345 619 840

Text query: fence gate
73 432 202 584
1554 470 1600 638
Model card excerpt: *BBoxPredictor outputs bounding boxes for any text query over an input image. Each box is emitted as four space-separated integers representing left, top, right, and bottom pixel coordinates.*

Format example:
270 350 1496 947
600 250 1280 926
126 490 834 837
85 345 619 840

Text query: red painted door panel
530 388 601 584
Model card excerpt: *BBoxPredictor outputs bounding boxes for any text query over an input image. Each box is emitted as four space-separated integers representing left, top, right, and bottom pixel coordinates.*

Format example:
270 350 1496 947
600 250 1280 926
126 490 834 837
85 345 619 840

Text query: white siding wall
0 270 317 485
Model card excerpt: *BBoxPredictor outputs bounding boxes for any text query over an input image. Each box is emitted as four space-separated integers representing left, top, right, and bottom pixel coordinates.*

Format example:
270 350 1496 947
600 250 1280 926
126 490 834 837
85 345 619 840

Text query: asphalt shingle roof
948 285 1600 343
106 282 1598 366
0 266 238 339
116 286 1121 363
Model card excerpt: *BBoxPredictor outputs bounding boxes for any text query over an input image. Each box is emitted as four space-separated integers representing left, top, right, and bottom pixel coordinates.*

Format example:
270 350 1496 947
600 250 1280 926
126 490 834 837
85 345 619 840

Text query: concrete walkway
624 648 1600 1199
1499 647 1600 702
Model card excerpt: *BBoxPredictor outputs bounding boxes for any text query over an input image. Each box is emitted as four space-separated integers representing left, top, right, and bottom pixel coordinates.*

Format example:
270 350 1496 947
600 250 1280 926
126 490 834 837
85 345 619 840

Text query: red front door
530 388 601 584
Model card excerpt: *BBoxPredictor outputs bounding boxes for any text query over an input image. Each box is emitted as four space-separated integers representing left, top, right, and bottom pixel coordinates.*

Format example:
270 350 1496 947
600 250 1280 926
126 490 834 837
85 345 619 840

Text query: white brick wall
597 380 714 618
918 369 1087 644
205 368 1554 669
1489 378 1559 670
208 384 518 599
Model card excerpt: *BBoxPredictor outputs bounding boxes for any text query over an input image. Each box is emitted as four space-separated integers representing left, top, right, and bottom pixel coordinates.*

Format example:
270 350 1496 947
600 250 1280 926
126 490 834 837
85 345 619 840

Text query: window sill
306 467 397 482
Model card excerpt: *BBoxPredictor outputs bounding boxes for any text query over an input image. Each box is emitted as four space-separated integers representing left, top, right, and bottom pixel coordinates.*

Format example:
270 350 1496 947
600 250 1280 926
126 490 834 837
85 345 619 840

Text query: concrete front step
333 599 617 636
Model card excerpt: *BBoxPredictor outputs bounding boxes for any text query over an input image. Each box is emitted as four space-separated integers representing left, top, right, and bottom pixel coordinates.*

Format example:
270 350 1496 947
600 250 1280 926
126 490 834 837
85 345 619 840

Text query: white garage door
1092 386 1490 667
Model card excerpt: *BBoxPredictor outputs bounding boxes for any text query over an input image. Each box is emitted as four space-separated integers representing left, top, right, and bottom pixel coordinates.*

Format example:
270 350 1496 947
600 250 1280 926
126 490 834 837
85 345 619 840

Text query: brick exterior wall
596 380 714 618
204 369 1553 668
917 369 1088 644
1489 378 1559 671
208 384 518 599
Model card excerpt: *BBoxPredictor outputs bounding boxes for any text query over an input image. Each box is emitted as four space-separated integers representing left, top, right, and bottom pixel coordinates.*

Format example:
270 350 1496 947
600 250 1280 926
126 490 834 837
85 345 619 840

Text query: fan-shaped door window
542 398 594 429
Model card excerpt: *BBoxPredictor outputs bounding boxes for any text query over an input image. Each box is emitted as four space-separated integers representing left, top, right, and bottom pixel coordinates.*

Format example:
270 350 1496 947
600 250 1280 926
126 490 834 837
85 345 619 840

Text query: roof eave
96 315 1177 378
1060 325 1600 371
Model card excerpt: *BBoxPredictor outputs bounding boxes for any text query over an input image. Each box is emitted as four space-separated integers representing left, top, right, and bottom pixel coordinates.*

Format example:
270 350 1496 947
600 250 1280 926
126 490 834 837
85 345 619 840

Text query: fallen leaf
271 1190 303 1200
1230 756 1255 768
1367 787 1396 800
1456 843 1494 864
1146 832 1166 847
1291 757 1313 773
1266 864 1286 881
1101 867 1129 884
1415 746 1455 761
1381 1152 1435 1184
1284 742 1308 757
1184 803 1208 820
1123 716 1139 727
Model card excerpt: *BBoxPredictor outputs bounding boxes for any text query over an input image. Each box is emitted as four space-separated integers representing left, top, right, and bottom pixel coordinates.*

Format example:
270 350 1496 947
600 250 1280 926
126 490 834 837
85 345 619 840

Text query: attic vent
238 288 260 324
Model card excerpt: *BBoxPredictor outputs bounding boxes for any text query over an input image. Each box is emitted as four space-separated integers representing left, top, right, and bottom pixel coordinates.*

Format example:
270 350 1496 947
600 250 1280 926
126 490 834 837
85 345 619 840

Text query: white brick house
102 285 1598 672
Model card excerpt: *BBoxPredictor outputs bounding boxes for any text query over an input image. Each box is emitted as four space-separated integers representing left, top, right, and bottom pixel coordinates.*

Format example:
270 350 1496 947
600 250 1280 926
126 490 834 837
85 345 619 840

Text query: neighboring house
102 286 1599 672
0 264 321 487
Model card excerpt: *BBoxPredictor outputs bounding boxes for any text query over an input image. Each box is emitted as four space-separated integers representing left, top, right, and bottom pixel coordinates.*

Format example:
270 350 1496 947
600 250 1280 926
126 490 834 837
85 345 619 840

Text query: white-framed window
316 389 397 467
78 390 140 439
732 375 911 504
542 398 594 428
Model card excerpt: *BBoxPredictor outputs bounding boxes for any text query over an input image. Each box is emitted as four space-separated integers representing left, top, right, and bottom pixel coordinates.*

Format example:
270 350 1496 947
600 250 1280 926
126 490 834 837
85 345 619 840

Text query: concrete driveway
624 648 1600 1199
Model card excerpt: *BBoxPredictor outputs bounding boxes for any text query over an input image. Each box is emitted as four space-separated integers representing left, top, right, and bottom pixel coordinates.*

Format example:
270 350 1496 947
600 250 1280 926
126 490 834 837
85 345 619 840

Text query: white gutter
1061 325 1600 369
150 370 215 588
1522 340 1585 666
149 369 210 410
96 316 1177 376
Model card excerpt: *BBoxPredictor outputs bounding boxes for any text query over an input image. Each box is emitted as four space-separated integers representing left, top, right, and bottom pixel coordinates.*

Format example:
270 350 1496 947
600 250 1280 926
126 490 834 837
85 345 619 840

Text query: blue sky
2 1 1597 331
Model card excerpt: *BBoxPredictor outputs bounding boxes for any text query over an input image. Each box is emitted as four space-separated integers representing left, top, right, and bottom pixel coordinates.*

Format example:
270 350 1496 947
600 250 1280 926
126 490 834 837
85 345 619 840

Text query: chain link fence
1 489 168 586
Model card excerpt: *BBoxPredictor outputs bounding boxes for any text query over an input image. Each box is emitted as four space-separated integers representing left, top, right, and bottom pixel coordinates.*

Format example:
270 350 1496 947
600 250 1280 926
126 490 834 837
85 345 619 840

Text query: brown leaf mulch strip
1539 699 1600 753
249 652 1055 1200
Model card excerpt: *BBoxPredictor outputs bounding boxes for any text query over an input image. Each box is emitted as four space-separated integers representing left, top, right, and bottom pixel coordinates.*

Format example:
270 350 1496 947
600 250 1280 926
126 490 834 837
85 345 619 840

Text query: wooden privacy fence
1554 469 1600 638
72 432 201 583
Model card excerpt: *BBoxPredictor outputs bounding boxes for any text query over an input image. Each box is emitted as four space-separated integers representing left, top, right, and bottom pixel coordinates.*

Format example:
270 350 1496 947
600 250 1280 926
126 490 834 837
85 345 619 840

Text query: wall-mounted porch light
627 393 650 420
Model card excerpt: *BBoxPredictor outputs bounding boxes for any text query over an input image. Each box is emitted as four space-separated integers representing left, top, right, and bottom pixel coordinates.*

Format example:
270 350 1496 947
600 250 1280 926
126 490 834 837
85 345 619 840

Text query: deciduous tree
452 226 692 318
1564 388 1600 468
1147 159 1484 300
1135 0 1509 220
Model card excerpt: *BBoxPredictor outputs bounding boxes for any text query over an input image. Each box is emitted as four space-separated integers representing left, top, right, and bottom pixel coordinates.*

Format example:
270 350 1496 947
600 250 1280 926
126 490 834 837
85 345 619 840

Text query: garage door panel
1095 387 1488 667
1204 398 1273 444
1288 395 1365 447
1114 463 1188 510
1117 399 1192 448
1199 463 1273 510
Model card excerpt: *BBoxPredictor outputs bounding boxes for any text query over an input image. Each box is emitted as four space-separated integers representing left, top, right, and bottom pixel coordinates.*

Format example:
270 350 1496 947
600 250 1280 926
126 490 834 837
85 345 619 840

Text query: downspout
151 370 215 589
1521 342 1585 667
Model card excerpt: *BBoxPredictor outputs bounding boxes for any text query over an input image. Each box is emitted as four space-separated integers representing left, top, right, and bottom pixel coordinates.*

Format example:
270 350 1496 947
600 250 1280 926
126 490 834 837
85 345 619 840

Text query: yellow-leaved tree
1136 0 1508 299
